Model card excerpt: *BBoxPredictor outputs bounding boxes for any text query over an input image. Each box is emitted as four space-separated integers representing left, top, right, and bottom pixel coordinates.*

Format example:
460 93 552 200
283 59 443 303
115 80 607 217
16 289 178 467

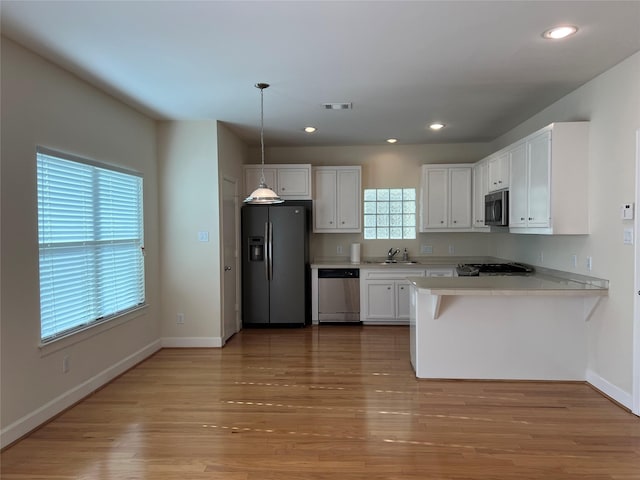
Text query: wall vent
322 102 353 110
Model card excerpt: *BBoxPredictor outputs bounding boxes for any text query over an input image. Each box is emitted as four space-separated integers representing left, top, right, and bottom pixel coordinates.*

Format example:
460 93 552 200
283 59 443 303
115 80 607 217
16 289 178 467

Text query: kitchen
1 0 639 454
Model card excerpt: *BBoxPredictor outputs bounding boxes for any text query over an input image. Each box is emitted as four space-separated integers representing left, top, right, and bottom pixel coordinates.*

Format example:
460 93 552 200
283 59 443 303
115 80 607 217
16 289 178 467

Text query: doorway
222 176 240 344
634 128 640 416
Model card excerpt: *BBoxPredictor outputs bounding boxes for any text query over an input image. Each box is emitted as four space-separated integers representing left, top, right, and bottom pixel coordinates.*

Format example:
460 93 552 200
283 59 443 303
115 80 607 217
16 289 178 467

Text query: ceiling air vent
322 102 353 110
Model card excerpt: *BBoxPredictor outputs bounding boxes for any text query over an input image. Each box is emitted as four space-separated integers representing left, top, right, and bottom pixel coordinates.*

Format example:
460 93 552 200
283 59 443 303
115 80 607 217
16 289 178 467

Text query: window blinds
37 148 145 342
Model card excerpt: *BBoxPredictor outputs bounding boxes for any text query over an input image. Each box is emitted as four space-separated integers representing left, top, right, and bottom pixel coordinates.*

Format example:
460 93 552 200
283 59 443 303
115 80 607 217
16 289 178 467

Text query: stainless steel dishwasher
317 268 360 323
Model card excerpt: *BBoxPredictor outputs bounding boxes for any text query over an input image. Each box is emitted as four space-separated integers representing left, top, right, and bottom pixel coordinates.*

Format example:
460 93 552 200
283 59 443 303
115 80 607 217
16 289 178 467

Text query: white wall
488 51 640 398
253 143 494 259
157 121 222 346
0 38 161 447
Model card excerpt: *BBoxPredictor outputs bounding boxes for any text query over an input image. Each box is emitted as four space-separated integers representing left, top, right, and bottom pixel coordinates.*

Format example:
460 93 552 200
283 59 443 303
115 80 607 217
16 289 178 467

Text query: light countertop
310 256 495 269
407 273 608 296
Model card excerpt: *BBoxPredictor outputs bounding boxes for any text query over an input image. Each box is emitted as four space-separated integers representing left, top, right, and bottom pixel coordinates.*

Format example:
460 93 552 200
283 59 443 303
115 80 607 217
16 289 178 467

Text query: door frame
221 175 241 343
633 128 640 415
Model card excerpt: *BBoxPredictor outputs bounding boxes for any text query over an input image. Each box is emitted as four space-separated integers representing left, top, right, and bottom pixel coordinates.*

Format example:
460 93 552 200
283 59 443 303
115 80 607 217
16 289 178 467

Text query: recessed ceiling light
304 126 317 133
542 25 578 40
429 123 445 131
386 138 398 144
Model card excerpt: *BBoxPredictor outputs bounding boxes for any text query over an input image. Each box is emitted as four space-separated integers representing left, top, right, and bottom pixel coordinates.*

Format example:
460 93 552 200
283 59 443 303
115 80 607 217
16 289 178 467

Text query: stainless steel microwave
485 190 508 226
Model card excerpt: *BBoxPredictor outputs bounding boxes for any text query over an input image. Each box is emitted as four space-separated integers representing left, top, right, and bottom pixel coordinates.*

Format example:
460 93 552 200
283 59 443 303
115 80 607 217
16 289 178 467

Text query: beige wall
488 51 640 395
253 143 494 259
0 38 161 446
157 121 222 344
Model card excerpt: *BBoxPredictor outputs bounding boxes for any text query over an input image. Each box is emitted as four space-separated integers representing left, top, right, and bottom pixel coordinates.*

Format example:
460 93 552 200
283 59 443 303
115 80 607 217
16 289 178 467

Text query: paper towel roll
350 243 361 264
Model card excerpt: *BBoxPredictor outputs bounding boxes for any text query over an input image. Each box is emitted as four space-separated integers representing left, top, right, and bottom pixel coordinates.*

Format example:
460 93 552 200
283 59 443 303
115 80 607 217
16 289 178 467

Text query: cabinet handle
498 180 502 184
387 287 391 290
400 286 404 290
329 221 333 224
440 220 444 224
341 221 345 224
453 220 457 223
281 187 286 191
520 217 525 221
529 217 533 220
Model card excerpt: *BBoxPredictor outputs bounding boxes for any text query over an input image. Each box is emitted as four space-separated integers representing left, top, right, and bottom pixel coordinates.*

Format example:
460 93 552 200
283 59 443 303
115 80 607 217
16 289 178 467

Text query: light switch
198 231 209 242
621 203 634 220
624 228 634 245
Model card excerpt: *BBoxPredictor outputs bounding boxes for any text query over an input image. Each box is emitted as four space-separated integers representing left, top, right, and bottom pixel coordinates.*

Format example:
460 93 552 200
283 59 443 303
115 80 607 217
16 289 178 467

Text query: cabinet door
278 168 310 197
422 168 448 229
473 161 489 228
509 142 527 227
245 167 277 198
488 151 509 191
313 169 337 230
448 167 472 228
527 131 551 228
337 169 360 229
365 281 396 319
396 281 411 320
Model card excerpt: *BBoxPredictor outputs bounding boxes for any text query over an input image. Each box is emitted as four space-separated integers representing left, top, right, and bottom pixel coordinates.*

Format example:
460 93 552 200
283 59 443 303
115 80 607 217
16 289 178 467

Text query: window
37 147 145 342
363 188 416 239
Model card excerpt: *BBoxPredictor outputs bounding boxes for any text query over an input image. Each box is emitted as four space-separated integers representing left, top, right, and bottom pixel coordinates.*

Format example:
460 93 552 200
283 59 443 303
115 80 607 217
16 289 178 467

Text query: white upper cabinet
488 150 510 192
243 164 312 200
420 164 472 232
472 160 490 231
508 122 589 234
313 166 361 233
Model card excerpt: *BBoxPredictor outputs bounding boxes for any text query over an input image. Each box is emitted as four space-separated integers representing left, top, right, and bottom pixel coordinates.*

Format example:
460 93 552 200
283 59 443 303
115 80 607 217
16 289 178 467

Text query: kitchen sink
364 260 420 265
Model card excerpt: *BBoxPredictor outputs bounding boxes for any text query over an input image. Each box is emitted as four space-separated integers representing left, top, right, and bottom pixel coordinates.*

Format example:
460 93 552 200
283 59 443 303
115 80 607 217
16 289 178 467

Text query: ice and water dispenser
248 236 264 262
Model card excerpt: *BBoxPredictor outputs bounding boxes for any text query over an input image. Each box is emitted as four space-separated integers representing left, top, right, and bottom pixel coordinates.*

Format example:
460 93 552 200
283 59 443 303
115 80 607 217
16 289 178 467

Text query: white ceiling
2 1 639 147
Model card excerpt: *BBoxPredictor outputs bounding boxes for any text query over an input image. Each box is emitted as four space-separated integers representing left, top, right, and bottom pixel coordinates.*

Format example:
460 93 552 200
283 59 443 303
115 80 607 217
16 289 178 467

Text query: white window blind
37 147 145 342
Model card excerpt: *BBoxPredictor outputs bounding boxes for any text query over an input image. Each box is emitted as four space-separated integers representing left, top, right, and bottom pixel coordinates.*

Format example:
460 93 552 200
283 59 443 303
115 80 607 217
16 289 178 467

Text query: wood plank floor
2 325 640 479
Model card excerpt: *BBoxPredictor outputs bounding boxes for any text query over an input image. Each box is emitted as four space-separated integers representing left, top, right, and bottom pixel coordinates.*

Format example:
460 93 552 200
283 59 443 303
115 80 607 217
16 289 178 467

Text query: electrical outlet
198 231 209 242
337 245 343 255
586 256 593 271
62 355 70 374
177 313 185 324
571 254 578 268
421 245 433 254
538 251 544 264
448 244 455 255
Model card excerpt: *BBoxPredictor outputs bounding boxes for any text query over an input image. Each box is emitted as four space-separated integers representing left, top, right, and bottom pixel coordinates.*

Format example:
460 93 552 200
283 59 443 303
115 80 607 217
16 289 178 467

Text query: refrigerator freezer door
241 206 270 324
269 206 307 325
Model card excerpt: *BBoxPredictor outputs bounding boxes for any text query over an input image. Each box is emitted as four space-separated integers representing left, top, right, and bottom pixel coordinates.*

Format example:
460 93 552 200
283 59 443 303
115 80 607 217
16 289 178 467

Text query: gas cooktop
456 262 534 276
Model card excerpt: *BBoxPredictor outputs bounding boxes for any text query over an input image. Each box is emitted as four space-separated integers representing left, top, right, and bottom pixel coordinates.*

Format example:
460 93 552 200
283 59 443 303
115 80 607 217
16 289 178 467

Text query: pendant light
243 83 284 204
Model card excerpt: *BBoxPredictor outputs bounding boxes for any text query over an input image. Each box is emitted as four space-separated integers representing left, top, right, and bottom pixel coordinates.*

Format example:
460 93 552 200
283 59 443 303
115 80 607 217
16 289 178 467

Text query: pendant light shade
244 83 284 204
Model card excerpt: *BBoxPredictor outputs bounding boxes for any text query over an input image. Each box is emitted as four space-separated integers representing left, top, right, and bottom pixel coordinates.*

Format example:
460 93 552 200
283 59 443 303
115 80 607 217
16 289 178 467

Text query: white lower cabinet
361 269 426 324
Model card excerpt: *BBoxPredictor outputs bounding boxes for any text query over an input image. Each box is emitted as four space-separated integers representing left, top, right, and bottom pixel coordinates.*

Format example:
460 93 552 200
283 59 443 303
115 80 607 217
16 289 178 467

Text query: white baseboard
161 337 223 348
0 339 162 449
586 369 633 409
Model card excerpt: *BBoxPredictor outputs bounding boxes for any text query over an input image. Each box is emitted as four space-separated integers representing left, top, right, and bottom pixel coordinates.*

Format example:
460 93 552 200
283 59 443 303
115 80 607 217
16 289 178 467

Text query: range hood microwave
485 190 508 227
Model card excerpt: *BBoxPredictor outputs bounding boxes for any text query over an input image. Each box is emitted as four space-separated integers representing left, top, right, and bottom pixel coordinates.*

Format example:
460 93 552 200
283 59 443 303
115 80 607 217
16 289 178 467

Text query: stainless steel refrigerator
241 202 310 326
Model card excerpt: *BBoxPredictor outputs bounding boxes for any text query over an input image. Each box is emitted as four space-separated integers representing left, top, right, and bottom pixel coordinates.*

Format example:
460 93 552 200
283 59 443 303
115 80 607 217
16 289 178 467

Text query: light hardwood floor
2 325 640 479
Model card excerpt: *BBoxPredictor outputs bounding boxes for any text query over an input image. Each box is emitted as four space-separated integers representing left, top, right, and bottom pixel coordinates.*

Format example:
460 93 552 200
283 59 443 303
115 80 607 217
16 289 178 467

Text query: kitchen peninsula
408 270 608 381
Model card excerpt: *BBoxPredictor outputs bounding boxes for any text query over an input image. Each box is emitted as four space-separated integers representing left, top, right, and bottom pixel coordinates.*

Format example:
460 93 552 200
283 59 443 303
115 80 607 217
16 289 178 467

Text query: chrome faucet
387 248 400 261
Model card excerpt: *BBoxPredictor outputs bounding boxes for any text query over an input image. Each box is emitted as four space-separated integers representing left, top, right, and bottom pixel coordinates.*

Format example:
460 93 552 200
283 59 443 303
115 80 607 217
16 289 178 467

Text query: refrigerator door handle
267 221 273 281
264 221 270 281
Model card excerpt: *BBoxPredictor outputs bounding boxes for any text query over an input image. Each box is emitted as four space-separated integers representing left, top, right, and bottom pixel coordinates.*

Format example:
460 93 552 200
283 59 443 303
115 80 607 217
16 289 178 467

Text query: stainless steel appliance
456 262 534 276
242 202 310 326
317 268 360 323
485 190 509 226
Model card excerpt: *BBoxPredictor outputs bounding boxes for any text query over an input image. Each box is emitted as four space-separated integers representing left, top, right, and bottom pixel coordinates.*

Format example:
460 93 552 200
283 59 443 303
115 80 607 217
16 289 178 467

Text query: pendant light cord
257 83 268 185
